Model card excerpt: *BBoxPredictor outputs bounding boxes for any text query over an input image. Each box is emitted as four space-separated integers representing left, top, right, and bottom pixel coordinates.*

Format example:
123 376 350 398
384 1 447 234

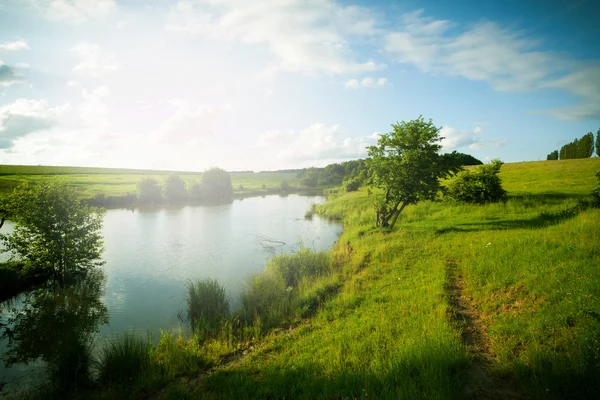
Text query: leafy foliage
592 170 600 207
596 130 600 157
446 159 508 204
137 177 163 204
164 174 188 203
201 168 233 203
367 116 459 228
0 180 104 283
546 150 559 160
560 132 595 159
443 150 483 166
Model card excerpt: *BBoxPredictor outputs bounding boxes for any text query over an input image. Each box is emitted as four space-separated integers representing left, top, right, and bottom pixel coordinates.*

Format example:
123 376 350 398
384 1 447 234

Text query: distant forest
547 129 600 160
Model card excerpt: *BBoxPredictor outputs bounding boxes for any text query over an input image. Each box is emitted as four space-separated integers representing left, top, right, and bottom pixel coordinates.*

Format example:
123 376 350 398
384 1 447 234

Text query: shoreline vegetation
1 157 600 399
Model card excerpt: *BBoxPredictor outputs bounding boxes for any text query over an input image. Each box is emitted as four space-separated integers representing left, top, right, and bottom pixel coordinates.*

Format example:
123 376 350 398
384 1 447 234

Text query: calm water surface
0 194 342 392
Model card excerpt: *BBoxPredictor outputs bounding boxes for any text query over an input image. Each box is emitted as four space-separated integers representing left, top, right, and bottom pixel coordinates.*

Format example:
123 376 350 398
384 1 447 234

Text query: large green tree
164 174 188 203
202 168 233 203
0 180 104 284
596 129 600 157
137 177 163 204
367 116 458 228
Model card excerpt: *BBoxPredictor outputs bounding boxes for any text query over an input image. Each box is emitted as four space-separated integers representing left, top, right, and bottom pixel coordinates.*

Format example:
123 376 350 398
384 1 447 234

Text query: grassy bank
8 158 600 399
162 158 599 399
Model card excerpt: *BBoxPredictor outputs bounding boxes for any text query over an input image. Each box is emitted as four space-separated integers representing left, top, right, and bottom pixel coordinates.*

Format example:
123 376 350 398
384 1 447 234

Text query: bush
280 180 290 192
344 177 361 192
97 333 152 385
186 279 230 337
592 170 600 207
446 159 507 204
164 175 188 203
137 177 163 204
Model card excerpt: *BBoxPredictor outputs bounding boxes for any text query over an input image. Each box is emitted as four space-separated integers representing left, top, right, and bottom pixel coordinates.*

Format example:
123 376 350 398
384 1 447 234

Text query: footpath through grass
9 159 599 399
138 159 599 400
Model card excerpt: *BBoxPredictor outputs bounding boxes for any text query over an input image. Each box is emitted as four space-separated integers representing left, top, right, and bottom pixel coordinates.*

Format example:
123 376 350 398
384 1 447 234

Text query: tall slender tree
596 129 600 157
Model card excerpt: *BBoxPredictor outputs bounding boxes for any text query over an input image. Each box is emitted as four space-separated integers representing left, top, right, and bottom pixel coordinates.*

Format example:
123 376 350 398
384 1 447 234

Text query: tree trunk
388 202 407 229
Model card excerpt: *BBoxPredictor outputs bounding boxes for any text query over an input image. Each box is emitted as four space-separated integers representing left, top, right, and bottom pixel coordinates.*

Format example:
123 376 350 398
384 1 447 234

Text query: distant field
0 165 299 198
0 158 598 199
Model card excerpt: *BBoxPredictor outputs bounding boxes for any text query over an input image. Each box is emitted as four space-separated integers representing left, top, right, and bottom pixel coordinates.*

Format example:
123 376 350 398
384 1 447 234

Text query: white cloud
0 99 70 148
383 9 599 120
256 122 375 165
0 62 26 86
156 100 231 146
71 43 120 77
0 41 30 51
540 64 600 120
345 76 388 89
440 125 506 152
32 0 117 24
166 0 386 76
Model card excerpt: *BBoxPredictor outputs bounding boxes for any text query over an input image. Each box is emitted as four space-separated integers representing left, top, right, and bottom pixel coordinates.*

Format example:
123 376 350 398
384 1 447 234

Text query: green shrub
592 170 600 207
96 333 152 385
446 159 507 204
344 177 361 192
186 278 230 337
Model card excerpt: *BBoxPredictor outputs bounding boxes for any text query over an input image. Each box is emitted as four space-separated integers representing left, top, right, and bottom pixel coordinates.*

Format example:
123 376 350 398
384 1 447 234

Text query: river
0 194 342 393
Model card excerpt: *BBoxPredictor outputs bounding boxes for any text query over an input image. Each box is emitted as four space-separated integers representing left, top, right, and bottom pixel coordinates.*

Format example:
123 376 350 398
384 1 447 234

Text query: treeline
296 151 482 191
547 129 599 160
86 168 234 207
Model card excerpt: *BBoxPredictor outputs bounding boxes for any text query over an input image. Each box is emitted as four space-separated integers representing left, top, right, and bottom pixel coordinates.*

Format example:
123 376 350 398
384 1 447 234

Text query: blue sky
0 0 598 171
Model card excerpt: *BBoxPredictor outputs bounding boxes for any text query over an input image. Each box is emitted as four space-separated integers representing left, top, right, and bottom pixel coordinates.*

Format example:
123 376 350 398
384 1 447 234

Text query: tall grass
96 333 152 385
186 278 230 338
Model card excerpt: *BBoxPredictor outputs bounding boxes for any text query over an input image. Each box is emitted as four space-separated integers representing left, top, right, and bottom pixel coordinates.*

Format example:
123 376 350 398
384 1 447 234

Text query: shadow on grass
199 358 466 400
436 201 592 235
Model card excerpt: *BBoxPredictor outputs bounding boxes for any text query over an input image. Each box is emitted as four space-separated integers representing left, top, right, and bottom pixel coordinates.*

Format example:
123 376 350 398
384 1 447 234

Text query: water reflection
1 269 108 393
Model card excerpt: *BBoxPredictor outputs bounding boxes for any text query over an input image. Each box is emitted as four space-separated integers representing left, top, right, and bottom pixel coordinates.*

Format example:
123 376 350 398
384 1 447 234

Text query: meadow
5 158 600 399
0 165 299 198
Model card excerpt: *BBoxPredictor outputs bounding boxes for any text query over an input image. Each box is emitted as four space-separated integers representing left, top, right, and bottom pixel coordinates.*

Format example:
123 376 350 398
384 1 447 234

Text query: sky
0 0 599 172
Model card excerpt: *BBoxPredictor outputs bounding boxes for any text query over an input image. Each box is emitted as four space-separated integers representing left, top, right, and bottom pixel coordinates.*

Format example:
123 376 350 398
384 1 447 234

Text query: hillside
147 158 600 399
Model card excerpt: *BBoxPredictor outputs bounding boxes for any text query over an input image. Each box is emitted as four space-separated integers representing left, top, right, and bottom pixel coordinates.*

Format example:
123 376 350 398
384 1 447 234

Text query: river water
0 194 342 393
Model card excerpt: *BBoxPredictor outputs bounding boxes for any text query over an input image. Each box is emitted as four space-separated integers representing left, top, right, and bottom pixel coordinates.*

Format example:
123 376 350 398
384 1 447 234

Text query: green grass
15 158 598 399
172 159 599 399
0 165 300 199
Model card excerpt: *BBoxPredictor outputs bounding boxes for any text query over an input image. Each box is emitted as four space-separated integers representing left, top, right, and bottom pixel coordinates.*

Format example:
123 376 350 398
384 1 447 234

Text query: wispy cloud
71 43 120 77
383 9 598 120
345 77 389 89
30 0 117 24
0 40 30 51
166 0 386 76
440 125 507 152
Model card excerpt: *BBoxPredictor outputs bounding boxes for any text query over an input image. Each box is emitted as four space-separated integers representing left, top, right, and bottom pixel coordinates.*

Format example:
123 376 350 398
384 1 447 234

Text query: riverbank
4 158 600 399
142 158 600 399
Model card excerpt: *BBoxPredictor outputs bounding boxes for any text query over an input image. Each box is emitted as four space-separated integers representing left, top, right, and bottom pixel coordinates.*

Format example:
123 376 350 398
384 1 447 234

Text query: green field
141 158 599 400
6 158 600 399
0 165 299 198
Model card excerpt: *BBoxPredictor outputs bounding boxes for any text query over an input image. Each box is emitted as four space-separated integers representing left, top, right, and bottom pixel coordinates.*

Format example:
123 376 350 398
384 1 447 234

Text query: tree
446 159 508 204
443 151 483 166
0 180 105 284
280 180 290 192
547 150 559 160
202 168 233 203
596 129 600 157
367 116 459 228
164 174 188 203
137 177 163 204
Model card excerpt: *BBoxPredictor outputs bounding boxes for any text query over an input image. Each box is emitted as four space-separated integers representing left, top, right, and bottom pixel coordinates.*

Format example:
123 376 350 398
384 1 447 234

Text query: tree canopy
0 179 105 284
201 168 233 203
367 116 459 228
137 177 163 204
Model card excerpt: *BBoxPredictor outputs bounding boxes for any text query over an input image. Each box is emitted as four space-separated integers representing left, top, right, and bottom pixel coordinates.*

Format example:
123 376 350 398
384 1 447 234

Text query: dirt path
445 259 526 400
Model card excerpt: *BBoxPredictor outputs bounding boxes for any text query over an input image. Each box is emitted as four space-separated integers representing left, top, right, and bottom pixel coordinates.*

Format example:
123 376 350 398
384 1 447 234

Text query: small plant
446 159 507 204
186 278 230 338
